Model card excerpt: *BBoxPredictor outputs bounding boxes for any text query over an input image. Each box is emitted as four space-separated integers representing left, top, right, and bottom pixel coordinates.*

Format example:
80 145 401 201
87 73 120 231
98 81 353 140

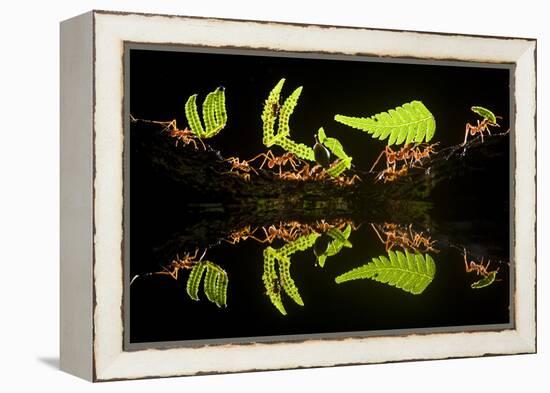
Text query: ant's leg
463 249 470 272
369 149 386 172
288 157 299 172
247 152 269 167
463 124 472 145
370 223 386 244
196 137 206 150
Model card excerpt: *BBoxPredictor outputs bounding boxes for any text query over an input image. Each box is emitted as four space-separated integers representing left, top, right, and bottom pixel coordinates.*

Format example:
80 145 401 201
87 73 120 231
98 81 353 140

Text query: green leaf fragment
186 263 206 301
335 100 436 145
335 250 436 295
185 94 205 137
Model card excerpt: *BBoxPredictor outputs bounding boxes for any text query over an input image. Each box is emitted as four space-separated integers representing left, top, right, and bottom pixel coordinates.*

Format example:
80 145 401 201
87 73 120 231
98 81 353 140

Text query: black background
128 47 511 344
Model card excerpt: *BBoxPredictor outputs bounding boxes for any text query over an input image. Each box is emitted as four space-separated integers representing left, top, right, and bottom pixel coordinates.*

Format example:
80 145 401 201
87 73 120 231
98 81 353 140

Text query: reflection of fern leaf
318 254 328 268
186 263 206 301
185 94 205 137
278 255 304 306
215 269 228 307
335 250 436 295
278 233 320 257
327 225 353 252
318 225 352 268
262 248 287 315
335 101 436 145
203 264 219 303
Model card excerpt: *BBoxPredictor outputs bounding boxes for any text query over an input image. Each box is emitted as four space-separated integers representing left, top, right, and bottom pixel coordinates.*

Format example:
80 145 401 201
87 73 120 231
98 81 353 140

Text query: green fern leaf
262 78 285 146
278 232 320 257
185 94 205 137
327 226 353 251
317 128 349 160
277 137 315 161
317 225 352 268
334 101 436 145
326 157 352 177
277 255 304 306
203 87 227 138
276 86 302 141
213 87 227 128
203 264 219 303
202 91 217 134
317 127 353 178
471 106 498 124
262 247 287 315
261 79 316 161
186 262 206 301
335 250 436 295
214 268 228 307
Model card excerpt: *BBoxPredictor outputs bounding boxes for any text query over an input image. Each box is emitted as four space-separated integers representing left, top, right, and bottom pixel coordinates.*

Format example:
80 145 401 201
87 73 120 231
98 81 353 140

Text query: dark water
127 46 511 345
129 220 510 344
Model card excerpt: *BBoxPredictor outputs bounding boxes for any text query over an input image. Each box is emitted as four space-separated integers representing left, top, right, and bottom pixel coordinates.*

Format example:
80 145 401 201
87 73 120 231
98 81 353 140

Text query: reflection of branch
335 250 436 295
315 224 353 268
225 219 356 245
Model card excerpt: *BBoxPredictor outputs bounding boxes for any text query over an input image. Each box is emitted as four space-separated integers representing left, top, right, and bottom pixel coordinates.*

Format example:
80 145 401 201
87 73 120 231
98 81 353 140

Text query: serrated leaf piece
185 261 228 307
335 250 436 295
184 87 227 138
262 233 320 315
334 100 436 145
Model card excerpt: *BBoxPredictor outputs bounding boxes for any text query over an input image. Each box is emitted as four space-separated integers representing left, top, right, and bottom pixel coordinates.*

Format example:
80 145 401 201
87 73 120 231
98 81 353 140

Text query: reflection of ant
224 220 357 245
224 226 265 244
375 164 409 183
130 248 207 285
463 249 501 288
158 248 207 280
332 174 362 186
371 223 438 253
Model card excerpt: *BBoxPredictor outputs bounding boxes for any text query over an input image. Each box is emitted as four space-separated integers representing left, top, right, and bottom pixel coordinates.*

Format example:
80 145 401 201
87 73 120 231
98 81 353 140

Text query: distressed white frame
60 10 536 381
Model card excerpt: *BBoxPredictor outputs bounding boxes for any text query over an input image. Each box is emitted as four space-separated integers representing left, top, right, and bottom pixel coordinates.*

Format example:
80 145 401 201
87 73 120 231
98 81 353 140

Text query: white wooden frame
60 10 536 382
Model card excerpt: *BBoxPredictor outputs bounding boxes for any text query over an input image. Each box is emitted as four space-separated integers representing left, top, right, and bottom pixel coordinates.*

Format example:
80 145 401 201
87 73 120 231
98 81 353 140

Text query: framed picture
60 10 537 381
